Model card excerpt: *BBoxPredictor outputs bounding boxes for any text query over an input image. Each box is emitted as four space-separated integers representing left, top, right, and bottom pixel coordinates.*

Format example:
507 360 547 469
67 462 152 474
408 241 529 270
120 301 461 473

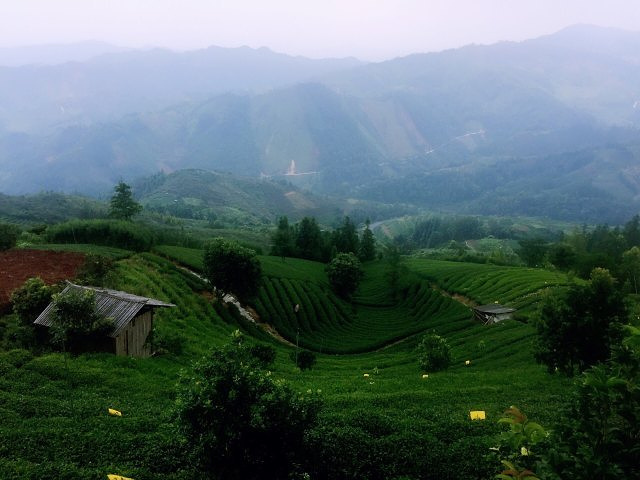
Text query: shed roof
473 304 516 315
34 282 174 337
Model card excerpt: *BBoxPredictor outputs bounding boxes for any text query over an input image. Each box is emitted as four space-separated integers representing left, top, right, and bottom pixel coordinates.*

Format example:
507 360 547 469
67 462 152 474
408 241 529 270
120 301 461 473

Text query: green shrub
148 328 184 356
175 332 321 479
249 343 277 367
49 289 113 353
76 253 114 286
292 349 317 370
326 252 363 299
0 222 20 250
10 277 54 325
417 333 451 372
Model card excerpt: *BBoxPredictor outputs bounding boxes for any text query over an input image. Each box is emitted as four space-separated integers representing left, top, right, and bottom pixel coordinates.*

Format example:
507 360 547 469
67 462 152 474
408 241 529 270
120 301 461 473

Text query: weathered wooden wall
115 310 153 357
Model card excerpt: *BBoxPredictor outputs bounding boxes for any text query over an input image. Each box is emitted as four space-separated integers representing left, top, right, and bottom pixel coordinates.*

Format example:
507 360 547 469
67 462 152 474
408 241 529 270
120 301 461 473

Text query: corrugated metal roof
34 283 174 338
473 304 516 314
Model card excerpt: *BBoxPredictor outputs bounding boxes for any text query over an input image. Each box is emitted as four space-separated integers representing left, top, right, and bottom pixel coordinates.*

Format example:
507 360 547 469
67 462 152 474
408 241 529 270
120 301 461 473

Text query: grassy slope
0 250 573 479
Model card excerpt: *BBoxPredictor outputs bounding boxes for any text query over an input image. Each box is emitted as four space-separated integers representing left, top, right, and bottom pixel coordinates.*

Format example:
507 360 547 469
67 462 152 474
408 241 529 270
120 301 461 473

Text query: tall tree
622 246 640 294
203 237 262 301
270 216 294 261
623 214 640 247
534 268 626 375
358 219 376 261
518 238 548 267
325 252 363 299
295 216 324 261
333 216 359 255
109 181 142 220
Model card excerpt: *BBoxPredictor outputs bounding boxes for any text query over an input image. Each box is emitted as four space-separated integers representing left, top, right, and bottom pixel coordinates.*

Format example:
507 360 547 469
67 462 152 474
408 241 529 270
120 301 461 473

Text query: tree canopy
175 332 321 480
534 268 626 375
203 237 262 301
325 252 363 299
109 181 142 221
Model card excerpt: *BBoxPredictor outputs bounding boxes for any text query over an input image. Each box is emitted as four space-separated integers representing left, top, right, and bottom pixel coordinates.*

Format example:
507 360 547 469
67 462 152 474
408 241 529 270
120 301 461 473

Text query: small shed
473 304 516 325
34 282 174 357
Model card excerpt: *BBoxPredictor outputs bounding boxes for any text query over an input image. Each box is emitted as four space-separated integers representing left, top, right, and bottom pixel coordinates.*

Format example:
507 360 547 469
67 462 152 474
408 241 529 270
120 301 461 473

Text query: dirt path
176 264 295 346
430 283 478 308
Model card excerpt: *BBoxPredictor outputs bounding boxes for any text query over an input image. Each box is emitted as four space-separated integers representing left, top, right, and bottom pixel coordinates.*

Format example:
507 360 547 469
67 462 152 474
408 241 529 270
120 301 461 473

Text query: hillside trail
175 265 295 346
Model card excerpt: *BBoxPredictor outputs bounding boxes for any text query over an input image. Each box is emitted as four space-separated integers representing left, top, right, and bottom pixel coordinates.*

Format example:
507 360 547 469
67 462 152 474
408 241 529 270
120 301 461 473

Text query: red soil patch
0 249 86 308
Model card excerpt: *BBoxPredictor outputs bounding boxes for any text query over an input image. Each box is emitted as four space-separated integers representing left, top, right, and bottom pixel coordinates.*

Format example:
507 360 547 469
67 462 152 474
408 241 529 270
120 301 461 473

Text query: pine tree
109 181 142 220
359 219 376 261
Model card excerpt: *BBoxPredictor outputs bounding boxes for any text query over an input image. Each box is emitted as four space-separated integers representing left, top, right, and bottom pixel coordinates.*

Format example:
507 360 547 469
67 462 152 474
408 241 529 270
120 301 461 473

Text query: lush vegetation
45 219 154 252
0 231 634 479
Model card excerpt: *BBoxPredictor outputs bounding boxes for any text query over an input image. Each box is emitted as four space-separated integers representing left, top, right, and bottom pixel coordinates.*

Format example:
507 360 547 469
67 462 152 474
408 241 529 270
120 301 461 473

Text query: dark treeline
521 214 640 285
270 216 376 263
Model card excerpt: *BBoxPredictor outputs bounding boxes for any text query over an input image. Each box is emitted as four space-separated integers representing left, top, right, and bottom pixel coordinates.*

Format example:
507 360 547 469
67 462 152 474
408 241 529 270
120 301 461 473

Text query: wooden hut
34 282 174 357
472 304 516 325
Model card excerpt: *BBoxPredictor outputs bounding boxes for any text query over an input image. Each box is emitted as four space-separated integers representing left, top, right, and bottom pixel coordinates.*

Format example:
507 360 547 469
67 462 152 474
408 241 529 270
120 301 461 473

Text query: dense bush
10 277 53 325
76 253 114 286
417 333 452 372
306 414 496 480
0 222 20 250
49 289 113 353
326 252 363 299
174 332 321 479
203 237 262 301
249 343 277 367
292 349 317 370
534 268 626 375
45 219 154 251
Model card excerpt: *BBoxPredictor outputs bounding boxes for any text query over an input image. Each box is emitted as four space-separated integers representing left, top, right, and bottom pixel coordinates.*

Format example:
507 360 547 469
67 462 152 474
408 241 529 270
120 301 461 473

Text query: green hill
133 169 342 226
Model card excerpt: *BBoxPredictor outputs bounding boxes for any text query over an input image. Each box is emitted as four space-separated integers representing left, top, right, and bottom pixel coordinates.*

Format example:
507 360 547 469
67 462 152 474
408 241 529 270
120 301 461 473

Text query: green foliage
49 289 113 353
417 333 452 372
270 216 295 259
10 277 53 325
294 216 328 262
534 268 626 375
249 343 277 367
517 238 548 267
292 349 317 370
75 253 114 286
621 246 640 294
358 219 376 261
174 332 322 479
203 237 262 300
326 252 363 299
494 407 547 480
541 356 640 480
109 181 142 221
332 216 360 255
45 219 154 251
0 222 20 250
147 328 185 356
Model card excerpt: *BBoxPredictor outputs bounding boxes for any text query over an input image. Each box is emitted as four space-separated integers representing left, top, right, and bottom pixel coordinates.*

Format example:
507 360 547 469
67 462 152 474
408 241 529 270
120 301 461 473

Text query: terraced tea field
0 249 573 479
407 258 574 315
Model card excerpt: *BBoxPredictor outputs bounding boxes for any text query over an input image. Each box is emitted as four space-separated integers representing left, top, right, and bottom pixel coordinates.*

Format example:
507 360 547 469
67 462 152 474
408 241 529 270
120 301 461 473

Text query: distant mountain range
1 25 639 223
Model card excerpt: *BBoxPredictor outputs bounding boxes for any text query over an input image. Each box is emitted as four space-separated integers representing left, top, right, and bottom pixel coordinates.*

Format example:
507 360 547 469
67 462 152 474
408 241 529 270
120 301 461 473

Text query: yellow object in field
469 410 486 420
107 475 134 480
465 360 471 365
108 408 122 417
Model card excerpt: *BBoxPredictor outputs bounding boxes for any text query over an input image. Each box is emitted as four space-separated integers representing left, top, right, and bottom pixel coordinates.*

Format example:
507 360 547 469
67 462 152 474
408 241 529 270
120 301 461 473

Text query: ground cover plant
0 247 578 479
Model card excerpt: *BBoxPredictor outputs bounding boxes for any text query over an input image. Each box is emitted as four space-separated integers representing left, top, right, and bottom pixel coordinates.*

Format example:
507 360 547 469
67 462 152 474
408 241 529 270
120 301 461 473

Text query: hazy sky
2 0 640 60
